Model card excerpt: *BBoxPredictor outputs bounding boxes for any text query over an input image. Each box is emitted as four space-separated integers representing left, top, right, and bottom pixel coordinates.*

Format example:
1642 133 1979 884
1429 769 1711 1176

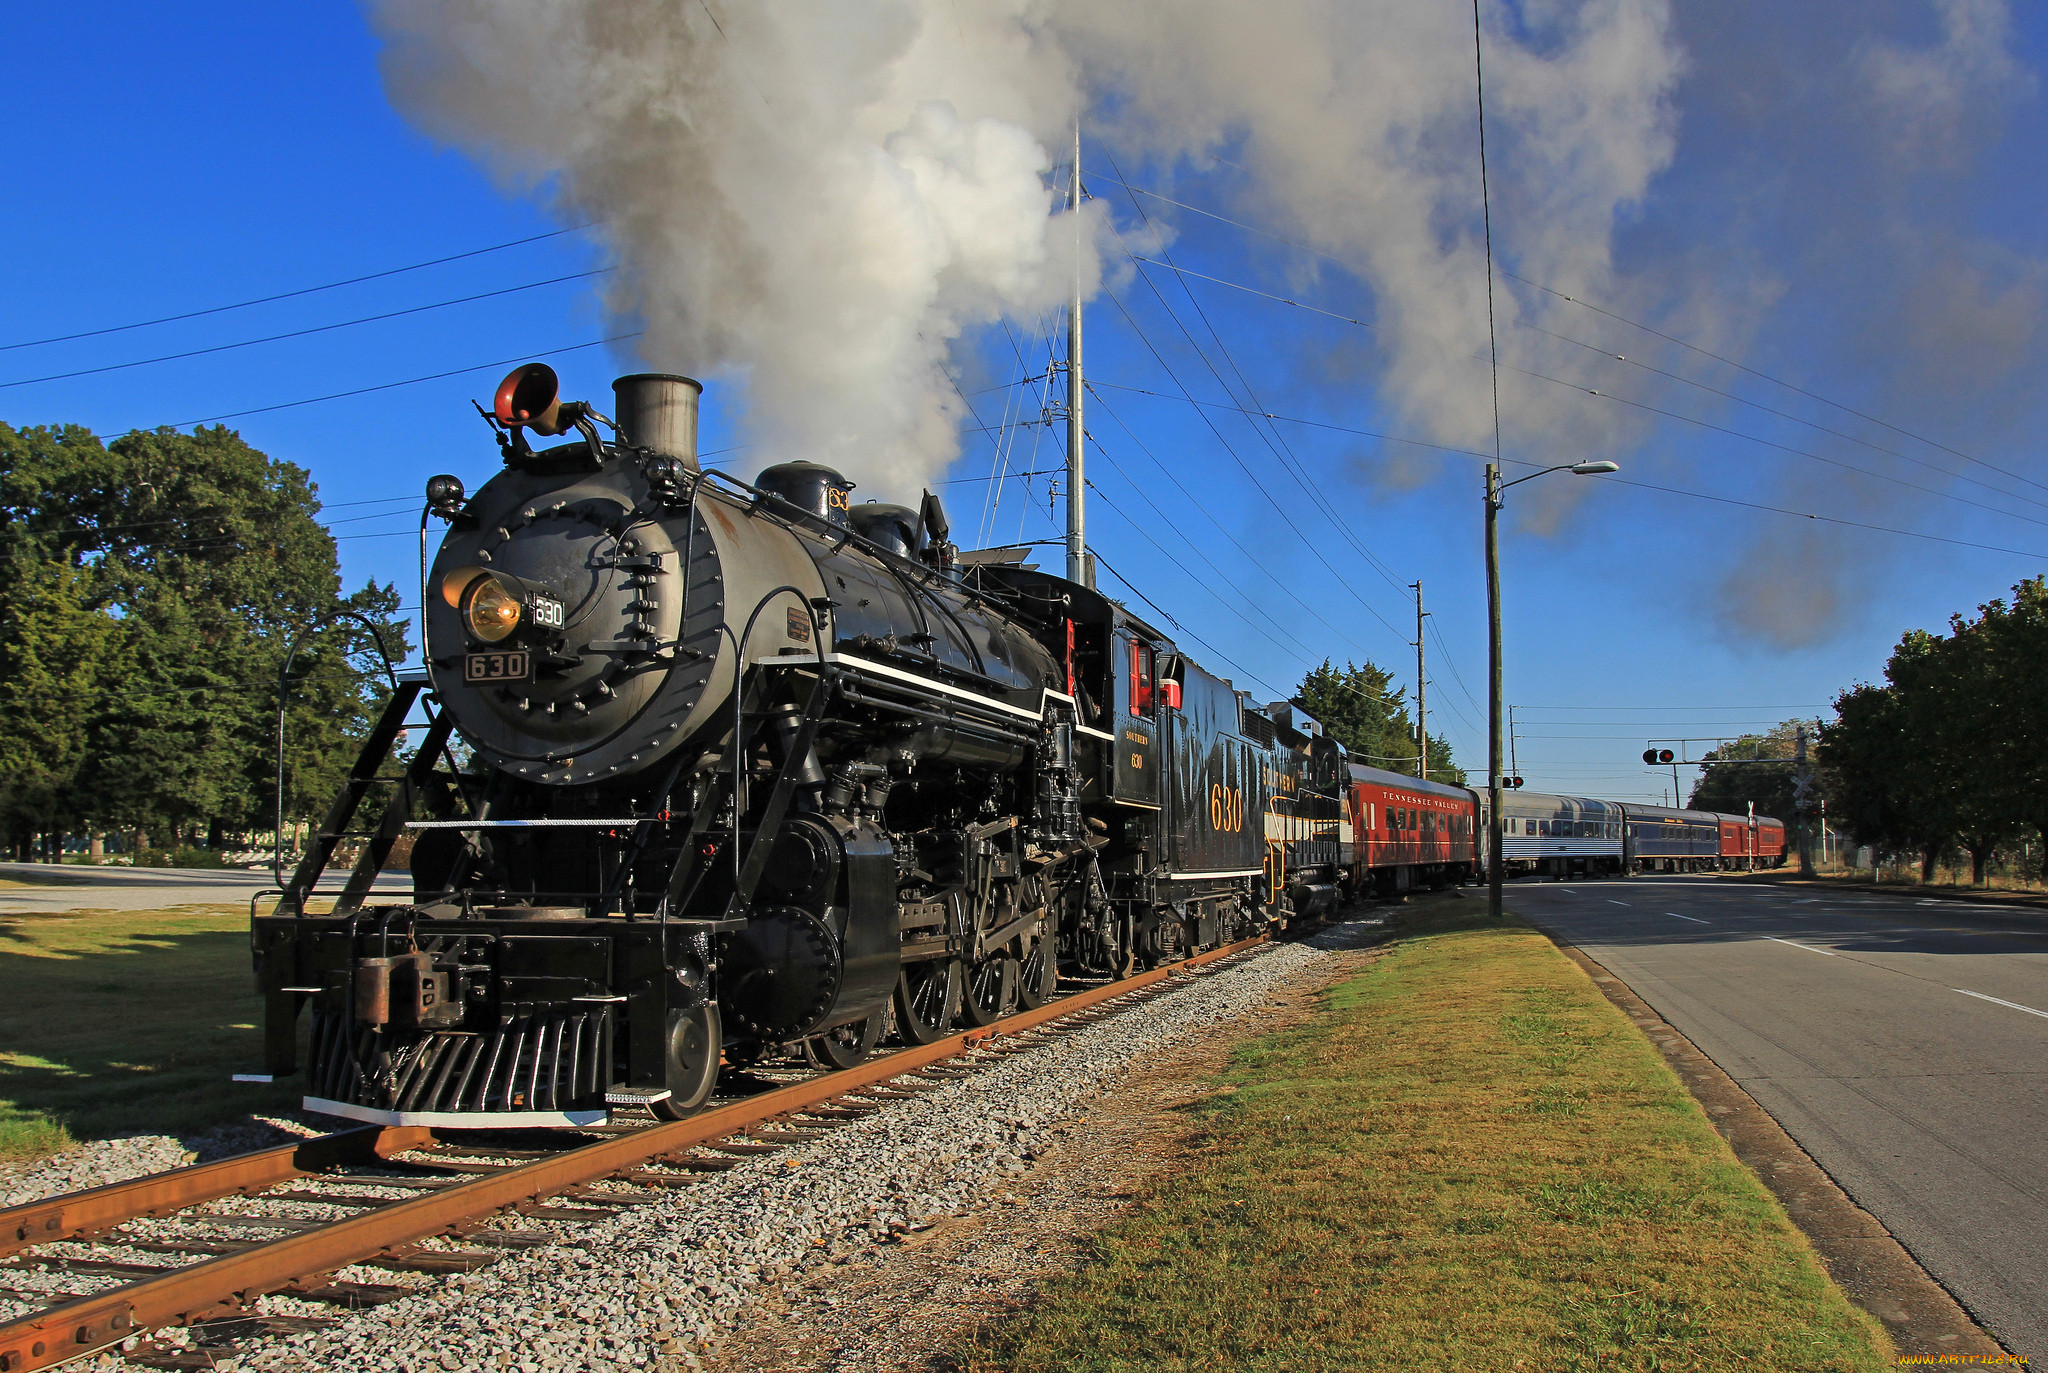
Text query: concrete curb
1534 925 2013 1364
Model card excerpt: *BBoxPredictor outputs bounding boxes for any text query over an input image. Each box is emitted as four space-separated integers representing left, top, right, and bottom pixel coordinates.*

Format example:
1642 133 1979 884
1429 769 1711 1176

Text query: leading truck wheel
807 1008 885 1070
650 1002 721 1120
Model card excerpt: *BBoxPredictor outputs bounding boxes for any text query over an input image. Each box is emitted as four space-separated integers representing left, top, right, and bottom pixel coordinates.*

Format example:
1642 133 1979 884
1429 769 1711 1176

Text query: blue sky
5 2 2044 804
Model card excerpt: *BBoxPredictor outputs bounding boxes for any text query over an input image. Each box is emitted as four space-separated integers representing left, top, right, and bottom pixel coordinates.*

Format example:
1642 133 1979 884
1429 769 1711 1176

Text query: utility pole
1486 463 1504 921
1412 581 1427 781
1064 119 1088 588
1794 724 1815 877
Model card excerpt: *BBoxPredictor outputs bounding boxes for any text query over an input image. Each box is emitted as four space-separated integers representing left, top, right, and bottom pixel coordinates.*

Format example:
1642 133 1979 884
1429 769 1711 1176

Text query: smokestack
613 373 703 471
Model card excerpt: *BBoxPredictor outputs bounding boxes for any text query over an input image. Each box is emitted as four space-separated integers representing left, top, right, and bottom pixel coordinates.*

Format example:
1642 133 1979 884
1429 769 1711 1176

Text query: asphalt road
1508 876 2048 1359
0 861 411 913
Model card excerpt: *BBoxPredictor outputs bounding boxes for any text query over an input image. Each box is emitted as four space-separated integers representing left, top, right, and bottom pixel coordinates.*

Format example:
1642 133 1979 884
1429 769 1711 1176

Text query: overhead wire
165 334 640 428
1086 385 1383 658
1520 320 2048 515
1097 160 1417 603
1125 247 2048 538
1095 279 1412 647
0 225 594 353
1097 166 2042 504
1504 269 2048 498
1088 550 1288 701
1504 360 2048 532
2 271 610 391
1091 382 2048 560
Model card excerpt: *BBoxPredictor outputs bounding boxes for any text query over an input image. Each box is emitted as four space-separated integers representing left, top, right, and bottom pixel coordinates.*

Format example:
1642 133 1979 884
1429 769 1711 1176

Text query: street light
1485 459 1620 919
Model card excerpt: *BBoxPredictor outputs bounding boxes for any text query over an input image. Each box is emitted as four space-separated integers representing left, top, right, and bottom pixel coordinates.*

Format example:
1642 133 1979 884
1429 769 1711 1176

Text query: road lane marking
1669 913 1709 923
1608 900 1630 906
1954 989 2048 1020
1763 936 1837 956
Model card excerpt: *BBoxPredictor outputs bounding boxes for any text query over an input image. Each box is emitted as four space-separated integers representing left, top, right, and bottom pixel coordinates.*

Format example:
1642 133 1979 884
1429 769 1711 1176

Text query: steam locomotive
250 365 1359 1128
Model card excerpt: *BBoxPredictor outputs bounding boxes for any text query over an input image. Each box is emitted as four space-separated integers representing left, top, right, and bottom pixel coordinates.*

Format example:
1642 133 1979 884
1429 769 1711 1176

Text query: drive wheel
650 1002 721 1120
893 960 959 1045
960 955 1016 1026
1017 926 1058 1010
807 1008 885 1070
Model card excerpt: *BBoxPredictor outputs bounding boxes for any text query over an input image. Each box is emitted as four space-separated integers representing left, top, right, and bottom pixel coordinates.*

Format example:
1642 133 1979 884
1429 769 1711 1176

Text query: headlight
465 578 523 642
438 565 561 645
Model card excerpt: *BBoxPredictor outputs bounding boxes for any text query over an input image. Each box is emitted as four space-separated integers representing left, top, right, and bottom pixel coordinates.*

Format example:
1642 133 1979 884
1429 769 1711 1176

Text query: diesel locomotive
251 365 1354 1128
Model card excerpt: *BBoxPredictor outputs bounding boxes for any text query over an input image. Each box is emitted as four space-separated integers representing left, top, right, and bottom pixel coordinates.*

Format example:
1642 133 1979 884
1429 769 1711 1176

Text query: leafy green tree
1293 659 1465 785
1688 719 1824 824
0 420 408 858
1819 683 1925 872
1817 622 2007 884
0 560 120 849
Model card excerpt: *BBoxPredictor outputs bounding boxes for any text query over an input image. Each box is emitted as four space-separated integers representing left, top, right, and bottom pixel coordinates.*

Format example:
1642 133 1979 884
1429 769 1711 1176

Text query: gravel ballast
65 918 1384 1372
0 1116 319 1209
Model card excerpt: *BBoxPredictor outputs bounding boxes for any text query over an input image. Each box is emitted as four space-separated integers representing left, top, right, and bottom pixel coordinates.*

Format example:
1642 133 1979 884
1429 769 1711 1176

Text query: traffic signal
1642 748 1675 765
1510 776 1525 788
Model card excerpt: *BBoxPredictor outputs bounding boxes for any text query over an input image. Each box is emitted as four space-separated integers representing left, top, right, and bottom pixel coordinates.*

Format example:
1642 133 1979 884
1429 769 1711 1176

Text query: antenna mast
1065 119 1088 587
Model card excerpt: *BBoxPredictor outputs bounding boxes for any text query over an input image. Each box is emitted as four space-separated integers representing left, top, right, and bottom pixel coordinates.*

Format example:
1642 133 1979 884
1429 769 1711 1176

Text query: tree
0 420 408 857
1688 719 1824 824
1292 659 1465 785
1817 622 2007 885
0 560 120 852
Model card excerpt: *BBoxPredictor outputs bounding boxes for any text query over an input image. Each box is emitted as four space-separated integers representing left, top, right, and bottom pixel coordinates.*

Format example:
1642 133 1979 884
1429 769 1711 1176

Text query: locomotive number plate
464 650 531 683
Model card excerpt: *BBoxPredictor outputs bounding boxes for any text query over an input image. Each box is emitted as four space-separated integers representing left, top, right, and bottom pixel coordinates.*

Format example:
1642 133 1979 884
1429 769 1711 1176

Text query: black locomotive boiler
251 364 1351 1127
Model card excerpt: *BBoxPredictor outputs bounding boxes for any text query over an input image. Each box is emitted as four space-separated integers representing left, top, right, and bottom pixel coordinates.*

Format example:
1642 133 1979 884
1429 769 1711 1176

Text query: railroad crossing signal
1643 748 1675 765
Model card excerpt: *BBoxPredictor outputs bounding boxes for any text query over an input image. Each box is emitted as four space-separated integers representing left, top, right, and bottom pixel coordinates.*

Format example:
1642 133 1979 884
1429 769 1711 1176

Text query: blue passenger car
1621 804 1721 873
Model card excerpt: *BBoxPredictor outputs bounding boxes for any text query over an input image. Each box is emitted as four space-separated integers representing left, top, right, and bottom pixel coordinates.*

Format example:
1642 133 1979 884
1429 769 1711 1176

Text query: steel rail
0 1128 432 1261
0 934 1268 1372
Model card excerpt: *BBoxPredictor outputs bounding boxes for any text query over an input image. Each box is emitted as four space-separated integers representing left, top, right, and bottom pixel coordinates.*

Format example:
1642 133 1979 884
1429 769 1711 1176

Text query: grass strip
0 905 300 1163
959 897 1893 1372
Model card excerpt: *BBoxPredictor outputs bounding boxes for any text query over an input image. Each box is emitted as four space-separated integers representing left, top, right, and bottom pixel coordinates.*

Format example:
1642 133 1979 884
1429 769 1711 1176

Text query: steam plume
368 0 1684 498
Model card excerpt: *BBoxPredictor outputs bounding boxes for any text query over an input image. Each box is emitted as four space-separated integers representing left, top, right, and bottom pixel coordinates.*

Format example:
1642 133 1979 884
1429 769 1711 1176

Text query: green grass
958 898 1893 1372
0 905 301 1163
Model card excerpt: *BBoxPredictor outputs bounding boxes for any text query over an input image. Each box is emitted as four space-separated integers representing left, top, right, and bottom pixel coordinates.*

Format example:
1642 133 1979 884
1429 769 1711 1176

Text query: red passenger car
1716 814 1788 869
1346 764 1481 895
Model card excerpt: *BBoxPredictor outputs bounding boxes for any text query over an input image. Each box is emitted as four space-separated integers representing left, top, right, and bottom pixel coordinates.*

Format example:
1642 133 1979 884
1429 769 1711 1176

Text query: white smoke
368 0 1685 498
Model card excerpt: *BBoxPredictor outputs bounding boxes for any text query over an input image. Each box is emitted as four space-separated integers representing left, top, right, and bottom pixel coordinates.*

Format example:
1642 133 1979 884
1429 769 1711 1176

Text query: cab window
1128 641 1154 714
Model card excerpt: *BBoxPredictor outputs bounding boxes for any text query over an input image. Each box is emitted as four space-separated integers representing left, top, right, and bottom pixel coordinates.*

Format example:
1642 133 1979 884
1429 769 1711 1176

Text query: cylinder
613 373 703 469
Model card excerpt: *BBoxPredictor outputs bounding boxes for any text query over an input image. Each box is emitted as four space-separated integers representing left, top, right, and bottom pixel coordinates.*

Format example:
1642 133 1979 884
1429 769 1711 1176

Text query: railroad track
0 936 1270 1372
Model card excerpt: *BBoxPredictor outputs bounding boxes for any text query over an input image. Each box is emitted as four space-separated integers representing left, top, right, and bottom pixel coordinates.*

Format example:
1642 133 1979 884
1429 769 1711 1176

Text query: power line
165 334 640 428
1505 360 2048 533
0 225 594 353
1086 387 1374 654
1094 280 1411 647
1088 549 1286 701
1093 377 2048 562
1128 247 2048 537
1589 468 2048 560
1096 158 1416 601
1518 320 2048 516
1504 270 2048 498
1515 704 1835 717
1093 166 2041 504
3 272 609 391
1090 378 1493 460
